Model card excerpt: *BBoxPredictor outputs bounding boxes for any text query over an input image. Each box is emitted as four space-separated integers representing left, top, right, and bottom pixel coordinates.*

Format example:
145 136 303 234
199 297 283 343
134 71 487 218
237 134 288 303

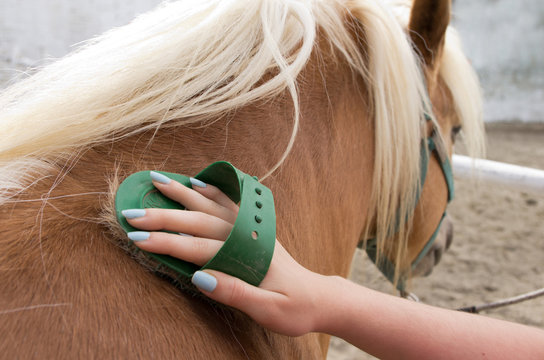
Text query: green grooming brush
115 161 276 287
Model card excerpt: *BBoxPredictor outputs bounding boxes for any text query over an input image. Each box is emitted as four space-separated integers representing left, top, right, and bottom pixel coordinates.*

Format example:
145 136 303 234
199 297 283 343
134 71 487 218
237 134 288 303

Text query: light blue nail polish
190 177 207 188
150 171 171 184
192 271 217 292
122 209 146 219
178 233 194 237
127 231 150 241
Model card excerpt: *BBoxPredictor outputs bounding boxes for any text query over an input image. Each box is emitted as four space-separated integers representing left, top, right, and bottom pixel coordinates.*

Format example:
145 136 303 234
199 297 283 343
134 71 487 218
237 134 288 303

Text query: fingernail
150 171 171 184
127 231 150 242
122 209 146 219
179 233 194 237
192 271 217 292
190 177 207 188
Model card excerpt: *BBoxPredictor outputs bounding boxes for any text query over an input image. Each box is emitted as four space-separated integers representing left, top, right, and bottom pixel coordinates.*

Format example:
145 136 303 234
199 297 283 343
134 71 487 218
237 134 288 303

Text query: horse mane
0 0 483 282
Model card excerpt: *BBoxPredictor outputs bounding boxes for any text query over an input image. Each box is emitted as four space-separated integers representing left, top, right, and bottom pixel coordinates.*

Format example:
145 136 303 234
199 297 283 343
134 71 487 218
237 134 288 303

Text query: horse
0 0 484 358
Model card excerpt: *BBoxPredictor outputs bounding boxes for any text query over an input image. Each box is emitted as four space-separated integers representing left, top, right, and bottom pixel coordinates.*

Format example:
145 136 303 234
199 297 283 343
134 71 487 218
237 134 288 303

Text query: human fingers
150 171 237 224
187 177 239 214
127 231 223 266
122 208 232 240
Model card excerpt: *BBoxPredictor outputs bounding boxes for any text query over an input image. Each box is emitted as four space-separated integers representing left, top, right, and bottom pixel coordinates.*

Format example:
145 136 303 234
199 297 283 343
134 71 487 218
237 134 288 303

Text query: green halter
363 114 455 291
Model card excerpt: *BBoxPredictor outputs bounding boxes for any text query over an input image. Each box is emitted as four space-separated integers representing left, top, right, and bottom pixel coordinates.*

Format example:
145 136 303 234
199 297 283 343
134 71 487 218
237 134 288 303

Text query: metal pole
458 288 544 314
452 155 544 193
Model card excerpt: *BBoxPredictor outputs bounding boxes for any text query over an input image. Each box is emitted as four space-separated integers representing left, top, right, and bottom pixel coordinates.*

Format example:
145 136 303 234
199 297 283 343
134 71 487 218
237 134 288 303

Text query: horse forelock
440 28 486 159
385 0 485 159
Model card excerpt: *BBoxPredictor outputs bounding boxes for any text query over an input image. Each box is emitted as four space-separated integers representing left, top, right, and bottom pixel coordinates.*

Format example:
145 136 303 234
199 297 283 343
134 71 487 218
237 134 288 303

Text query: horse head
357 0 485 286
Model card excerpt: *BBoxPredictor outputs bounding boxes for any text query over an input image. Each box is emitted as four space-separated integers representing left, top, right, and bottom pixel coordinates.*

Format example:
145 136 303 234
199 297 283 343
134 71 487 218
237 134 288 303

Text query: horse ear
408 0 451 69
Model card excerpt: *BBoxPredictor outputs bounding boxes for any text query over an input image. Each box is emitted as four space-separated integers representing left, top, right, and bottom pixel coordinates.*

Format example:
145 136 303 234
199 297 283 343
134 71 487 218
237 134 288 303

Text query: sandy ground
327 122 544 359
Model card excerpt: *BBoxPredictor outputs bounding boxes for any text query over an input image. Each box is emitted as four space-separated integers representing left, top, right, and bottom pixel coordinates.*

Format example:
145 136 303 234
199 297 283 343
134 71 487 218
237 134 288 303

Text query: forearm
313 275 544 359
124 174 543 358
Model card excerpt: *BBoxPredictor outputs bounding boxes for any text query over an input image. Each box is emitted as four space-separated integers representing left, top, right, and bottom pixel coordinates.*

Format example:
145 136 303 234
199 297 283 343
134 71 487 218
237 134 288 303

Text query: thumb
191 270 274 317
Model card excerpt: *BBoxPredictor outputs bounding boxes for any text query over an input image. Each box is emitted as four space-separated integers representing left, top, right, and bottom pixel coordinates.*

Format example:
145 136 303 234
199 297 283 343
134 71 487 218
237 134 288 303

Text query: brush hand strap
196 162 276 285
116 161 276 286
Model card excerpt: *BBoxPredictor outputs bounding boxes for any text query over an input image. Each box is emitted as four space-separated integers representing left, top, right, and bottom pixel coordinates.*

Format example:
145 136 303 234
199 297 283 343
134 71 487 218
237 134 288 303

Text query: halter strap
363 114 454 290
409 121 454 266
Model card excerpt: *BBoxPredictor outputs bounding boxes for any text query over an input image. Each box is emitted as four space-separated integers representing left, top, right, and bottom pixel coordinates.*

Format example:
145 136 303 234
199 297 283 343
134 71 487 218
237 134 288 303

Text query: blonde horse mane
0 0 483 283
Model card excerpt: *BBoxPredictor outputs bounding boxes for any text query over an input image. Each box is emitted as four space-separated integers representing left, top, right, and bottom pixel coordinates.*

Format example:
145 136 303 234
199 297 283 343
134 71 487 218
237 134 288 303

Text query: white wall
453 0 544 121
1 0 543 121
0 0 162 63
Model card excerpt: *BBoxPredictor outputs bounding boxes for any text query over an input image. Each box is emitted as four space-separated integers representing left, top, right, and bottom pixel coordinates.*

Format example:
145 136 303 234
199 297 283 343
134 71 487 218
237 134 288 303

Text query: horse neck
97 48 373 277
270 68 374 277
0 48 373 359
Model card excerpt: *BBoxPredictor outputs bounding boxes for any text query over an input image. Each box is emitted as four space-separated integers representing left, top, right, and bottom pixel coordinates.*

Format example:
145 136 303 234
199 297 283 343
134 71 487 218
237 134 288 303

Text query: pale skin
123 173 544 360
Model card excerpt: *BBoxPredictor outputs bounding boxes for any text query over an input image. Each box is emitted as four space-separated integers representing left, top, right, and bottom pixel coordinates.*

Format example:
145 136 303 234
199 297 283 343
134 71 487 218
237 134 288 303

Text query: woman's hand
120 172 544 359
122 171 323 336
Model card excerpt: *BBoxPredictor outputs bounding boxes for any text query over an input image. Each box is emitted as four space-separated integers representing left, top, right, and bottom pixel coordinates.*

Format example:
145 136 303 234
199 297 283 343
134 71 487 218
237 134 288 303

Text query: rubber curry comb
115 161 276 287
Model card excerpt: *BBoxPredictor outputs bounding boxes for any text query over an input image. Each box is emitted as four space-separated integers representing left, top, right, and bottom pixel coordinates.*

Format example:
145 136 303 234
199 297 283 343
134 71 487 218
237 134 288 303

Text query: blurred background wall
1 0 543 122
453 0 543 122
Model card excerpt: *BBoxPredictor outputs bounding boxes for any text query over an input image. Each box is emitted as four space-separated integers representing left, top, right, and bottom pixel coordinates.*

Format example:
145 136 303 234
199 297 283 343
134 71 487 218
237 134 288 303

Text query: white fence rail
452 155 544 193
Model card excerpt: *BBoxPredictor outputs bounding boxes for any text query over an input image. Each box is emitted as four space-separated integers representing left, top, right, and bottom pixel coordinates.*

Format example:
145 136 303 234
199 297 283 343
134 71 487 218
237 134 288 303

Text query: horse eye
451 125 462 142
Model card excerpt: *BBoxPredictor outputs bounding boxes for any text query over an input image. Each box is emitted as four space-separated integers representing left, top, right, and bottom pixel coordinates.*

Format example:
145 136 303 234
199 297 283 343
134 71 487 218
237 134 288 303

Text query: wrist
310 274 352 335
